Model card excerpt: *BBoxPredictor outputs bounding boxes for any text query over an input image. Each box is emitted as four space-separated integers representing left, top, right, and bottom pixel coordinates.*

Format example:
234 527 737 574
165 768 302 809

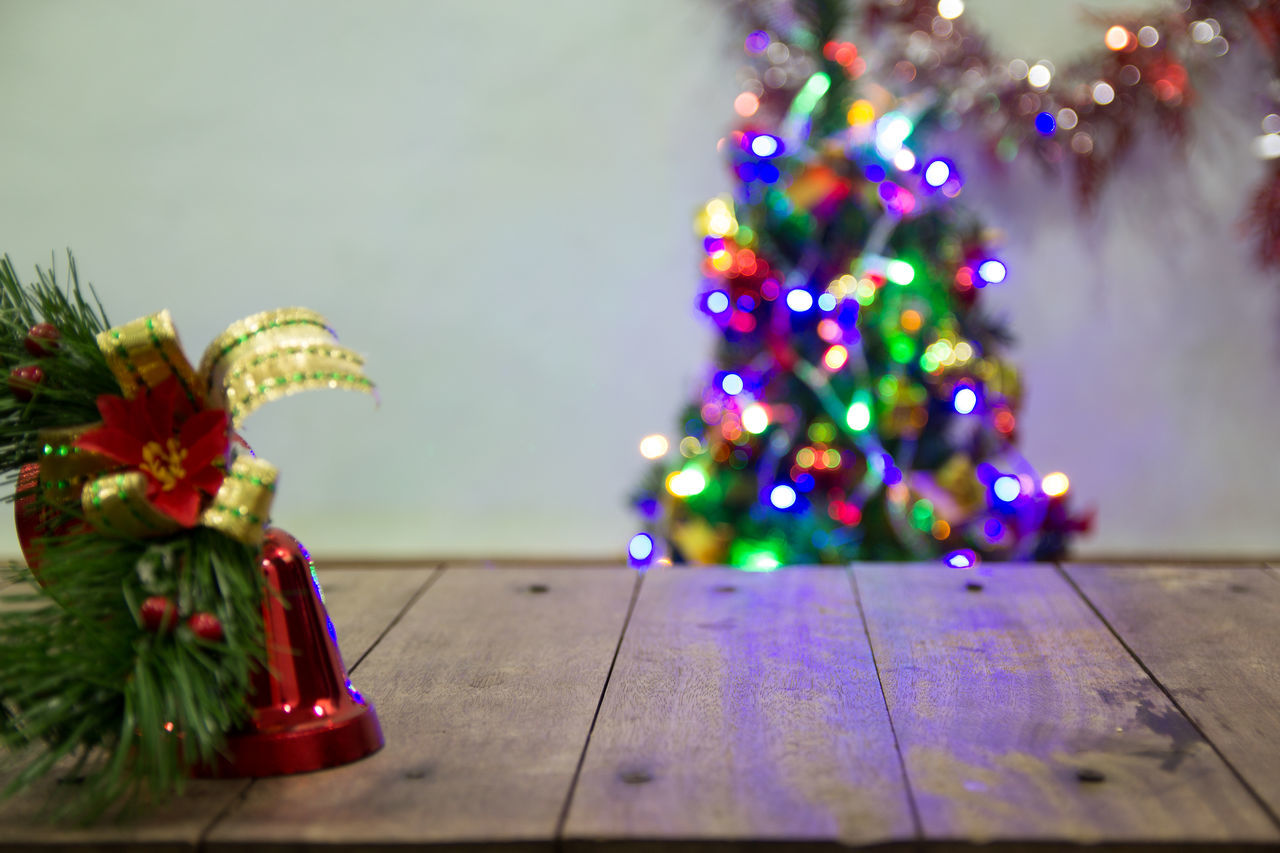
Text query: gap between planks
1060 562 1280 830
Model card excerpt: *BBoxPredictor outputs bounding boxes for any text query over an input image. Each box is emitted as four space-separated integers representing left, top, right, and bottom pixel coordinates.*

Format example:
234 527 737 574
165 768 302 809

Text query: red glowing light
729 312 757 333
994 410 1016 434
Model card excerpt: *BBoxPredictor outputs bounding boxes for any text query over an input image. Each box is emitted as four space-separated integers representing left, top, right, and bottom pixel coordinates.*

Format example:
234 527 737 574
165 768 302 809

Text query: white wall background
0 0 1274 560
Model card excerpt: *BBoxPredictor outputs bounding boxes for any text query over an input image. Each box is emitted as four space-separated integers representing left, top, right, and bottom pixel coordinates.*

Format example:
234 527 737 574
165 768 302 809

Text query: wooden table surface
2 562 1278 851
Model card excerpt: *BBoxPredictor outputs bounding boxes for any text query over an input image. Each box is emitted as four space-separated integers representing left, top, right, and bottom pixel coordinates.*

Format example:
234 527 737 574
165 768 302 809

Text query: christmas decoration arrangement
0 255 381 818
630 0 1092 568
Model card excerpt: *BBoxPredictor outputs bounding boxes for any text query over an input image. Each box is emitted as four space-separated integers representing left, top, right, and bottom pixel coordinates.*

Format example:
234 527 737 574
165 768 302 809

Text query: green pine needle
0 255 268 821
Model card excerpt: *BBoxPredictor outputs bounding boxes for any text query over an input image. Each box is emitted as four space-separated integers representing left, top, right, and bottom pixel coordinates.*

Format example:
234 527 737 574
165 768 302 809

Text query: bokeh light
639 434 669 459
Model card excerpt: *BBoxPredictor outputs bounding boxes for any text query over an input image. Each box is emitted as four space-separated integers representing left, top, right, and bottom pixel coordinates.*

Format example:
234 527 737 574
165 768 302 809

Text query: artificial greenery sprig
0 255 266 821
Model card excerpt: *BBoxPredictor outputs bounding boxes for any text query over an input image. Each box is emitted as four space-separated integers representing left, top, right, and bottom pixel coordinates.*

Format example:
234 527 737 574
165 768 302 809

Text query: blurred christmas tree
631 1 1087 568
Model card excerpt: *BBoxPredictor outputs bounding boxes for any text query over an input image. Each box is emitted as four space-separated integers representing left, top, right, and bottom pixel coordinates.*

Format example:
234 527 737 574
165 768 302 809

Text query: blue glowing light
721 372 745 395
750 135 781 158
736 294 756 311
704 236 725 253
817 292 837 311
978 260 1007 284
883 466 903 486
924 159 951 187
984 518 1004 538
628 533 654 562
864 164 886 182
745 30 770 53
953 386 978 415
706 291 729 313
1034 111 1056 136
945 549 978 569
793 472 816 492
757 163 780 183
770 484 797 509
786 289 814 312
993 475 1021 503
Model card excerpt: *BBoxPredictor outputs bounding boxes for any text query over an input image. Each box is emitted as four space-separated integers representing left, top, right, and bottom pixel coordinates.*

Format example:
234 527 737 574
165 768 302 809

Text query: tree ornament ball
140 595 179 633
24 322 61 357
7 365 44 401
187 611 224 642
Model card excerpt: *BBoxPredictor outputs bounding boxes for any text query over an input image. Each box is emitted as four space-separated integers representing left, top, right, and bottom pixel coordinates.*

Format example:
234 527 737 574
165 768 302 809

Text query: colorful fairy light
886 259 916 285
992 475 1022 503
786 289 814 312
770 484 798 509
639 434 669 459
977 260 1007 284
628 533 655 563
634 4 1088 567
742 403 769 434
1042 471 1070 497
924 159 951 187
846 400 871 432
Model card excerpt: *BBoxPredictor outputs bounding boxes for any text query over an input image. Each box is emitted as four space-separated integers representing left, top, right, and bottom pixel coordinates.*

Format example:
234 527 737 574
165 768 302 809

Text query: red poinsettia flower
75 376 230 527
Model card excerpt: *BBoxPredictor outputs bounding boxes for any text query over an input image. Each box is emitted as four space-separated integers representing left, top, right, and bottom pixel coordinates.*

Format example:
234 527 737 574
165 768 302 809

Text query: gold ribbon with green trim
38 308 372 546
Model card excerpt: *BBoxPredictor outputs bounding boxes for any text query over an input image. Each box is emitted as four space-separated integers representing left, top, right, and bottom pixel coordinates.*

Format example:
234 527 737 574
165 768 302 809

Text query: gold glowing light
1104 26 1131 51
823 345 849 371
734 92 760 117
639 434 669 459
847 99 875 126
1042 471 1070 497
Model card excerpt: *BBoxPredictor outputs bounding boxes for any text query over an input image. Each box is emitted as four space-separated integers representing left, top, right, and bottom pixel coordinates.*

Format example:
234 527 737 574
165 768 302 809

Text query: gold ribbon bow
37 308 372 546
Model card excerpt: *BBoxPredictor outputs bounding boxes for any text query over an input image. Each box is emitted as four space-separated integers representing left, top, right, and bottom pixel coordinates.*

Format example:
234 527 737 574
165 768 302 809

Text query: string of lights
630 0 1090 569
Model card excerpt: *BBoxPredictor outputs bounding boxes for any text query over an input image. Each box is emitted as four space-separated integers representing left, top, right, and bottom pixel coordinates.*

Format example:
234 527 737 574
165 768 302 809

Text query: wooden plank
564 566 914 847
206 566 636 851
0 560 425 851
314 565 439 666
1065 563 1280 822
854 562 1278 845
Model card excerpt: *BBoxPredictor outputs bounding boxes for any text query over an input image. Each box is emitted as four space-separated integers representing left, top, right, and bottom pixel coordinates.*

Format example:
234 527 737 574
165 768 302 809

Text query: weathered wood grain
314 565 440 666
564 566 914 848
1065 563 1280 822
0 563 425 852
206 566 637 852
853 563 1278 845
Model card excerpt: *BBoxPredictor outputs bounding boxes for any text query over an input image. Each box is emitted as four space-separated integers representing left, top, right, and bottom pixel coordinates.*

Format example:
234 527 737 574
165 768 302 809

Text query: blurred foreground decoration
0 255 380 819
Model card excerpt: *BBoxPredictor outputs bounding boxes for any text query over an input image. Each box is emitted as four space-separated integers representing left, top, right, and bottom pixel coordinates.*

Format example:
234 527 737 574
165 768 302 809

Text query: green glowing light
886 259 916 285
877 375 899 399
807 421 837 443
846 400 872 432
889 337 916 364
789 73 832 117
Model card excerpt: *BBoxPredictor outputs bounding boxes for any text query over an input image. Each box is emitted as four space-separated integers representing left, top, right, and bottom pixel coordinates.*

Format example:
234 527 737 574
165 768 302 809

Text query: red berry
24 323 60 357
7 365 44 402
187 612 224 642
140 596 178 633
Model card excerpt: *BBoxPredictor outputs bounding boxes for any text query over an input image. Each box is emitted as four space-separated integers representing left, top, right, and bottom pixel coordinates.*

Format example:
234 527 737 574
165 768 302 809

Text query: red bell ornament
197 527 383 777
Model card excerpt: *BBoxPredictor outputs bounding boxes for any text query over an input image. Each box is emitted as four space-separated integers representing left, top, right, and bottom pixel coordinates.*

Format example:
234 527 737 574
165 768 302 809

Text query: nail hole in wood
965 580 984 592
713 584 737 594
403 767 432 781
1076 767 1106 783
1229 584 1251 594
528 584 549 594
619 769 654 785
